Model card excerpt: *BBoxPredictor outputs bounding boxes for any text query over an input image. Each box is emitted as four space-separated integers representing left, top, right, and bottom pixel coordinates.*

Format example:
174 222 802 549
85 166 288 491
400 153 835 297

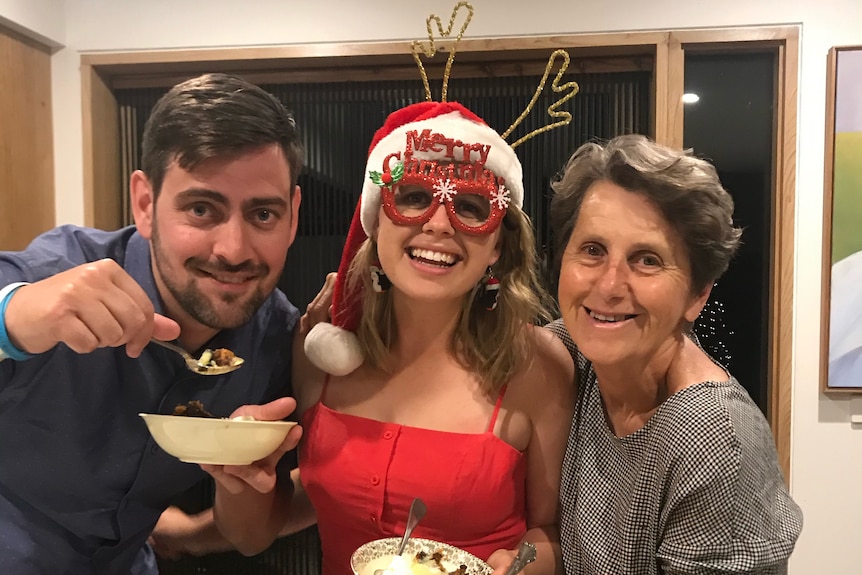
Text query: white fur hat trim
304 322 365 376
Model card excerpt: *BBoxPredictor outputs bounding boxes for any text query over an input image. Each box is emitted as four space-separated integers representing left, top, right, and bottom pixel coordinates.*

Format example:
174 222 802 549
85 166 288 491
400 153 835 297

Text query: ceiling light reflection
682 93 700 104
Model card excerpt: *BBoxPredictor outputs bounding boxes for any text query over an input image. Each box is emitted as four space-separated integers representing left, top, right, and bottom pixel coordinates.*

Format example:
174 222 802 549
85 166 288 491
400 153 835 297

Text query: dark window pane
683 51 776 413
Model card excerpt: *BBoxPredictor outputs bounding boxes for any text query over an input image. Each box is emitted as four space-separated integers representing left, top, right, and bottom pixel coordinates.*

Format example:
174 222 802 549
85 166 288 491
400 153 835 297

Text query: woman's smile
585 306 638 325
406 247 461 267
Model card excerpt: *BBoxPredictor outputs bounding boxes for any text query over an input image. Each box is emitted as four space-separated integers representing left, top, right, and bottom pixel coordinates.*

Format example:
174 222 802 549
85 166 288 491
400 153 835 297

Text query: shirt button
383 430 394 440
370 515 376 523
371 475 380 486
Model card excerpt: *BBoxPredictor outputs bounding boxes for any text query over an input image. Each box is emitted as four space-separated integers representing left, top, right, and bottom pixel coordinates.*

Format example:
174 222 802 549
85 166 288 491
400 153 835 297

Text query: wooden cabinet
0 25 54 250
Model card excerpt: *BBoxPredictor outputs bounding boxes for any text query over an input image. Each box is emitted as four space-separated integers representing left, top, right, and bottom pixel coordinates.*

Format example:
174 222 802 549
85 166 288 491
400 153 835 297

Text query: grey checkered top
544 320 803 575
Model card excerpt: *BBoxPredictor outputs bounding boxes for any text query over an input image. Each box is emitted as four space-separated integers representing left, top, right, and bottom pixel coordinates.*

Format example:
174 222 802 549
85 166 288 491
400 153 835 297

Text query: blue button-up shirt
0 225 298 574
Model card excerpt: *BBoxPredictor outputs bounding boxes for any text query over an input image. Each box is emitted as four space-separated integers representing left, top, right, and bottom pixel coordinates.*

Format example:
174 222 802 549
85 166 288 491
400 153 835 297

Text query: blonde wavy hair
346 205 552 398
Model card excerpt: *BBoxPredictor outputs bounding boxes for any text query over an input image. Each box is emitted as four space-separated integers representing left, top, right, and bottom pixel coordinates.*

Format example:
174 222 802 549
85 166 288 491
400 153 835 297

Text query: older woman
545 134 802 575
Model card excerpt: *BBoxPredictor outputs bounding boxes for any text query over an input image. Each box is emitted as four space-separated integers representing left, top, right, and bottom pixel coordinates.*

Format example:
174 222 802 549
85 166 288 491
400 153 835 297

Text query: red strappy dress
299 380 527 575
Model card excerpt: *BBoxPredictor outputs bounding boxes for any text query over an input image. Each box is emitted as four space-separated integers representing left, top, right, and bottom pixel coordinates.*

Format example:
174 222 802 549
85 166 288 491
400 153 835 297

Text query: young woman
206 101 574 575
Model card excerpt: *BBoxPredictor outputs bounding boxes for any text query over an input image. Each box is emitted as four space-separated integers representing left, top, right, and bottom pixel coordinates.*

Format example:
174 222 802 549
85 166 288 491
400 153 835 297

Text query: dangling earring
481 267 500 311
370 262 391 293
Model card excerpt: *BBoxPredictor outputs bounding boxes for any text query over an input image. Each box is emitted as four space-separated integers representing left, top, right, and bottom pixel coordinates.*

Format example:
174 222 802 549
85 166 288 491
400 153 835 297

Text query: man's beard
151 228 271 330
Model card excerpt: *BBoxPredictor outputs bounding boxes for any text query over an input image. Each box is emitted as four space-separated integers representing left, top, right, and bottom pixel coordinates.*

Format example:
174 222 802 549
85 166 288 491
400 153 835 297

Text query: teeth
409 248 457 264
210 274 249 284
590 310 630 323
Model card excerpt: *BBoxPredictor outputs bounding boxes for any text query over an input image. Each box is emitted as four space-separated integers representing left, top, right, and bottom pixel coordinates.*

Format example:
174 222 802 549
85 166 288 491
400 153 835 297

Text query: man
0 73 303 574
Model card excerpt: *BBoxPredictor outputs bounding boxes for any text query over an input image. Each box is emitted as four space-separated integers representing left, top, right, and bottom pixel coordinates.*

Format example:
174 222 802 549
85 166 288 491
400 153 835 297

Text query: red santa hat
303 101 524 376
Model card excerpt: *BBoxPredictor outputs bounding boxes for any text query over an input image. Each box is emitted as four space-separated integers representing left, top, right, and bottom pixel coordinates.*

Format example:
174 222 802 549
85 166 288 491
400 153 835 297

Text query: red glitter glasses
379 167 511 235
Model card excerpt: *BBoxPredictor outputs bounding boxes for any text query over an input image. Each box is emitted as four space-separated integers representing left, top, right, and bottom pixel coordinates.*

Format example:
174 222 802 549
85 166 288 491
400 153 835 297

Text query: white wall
3 0 862 572
0 0 63 48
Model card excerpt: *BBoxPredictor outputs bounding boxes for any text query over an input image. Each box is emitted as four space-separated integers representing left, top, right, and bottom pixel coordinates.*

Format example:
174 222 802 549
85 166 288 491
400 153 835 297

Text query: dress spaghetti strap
486 384 508 433
318 374 332 404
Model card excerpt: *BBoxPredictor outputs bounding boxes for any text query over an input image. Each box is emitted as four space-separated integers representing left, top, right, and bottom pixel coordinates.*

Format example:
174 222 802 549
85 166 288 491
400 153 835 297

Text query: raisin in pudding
196 348 244 370
171 400 263 422
172 400 217 418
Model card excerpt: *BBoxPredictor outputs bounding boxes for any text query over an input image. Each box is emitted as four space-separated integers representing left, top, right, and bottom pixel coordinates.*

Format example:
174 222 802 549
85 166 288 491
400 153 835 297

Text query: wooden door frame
80 26 799 478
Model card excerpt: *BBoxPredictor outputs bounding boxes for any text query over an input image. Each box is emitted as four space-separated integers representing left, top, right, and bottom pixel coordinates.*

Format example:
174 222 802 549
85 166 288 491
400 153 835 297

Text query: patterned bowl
350 537 492 575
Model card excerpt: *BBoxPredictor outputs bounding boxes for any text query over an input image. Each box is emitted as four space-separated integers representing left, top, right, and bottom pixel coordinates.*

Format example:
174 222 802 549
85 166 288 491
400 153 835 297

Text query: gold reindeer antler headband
410 1 579 149
411 1 473 103
300 4 581 378
502 49 580 148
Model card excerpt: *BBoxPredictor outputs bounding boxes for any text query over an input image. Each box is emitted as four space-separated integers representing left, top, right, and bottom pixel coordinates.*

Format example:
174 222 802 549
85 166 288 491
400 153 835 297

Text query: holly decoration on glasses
369 161 405 188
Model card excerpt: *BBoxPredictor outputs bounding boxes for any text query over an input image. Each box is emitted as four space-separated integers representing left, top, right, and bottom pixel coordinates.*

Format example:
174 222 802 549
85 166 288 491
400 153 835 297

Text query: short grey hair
549 134 742 293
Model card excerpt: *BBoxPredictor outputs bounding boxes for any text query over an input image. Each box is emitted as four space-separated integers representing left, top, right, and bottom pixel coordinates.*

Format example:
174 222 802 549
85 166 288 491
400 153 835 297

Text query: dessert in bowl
351 537 492 575
139 402 297 465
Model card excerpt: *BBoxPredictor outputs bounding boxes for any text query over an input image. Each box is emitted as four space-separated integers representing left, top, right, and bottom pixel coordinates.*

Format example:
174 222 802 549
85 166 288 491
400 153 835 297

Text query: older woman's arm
488 327 575 575
656 390 802 575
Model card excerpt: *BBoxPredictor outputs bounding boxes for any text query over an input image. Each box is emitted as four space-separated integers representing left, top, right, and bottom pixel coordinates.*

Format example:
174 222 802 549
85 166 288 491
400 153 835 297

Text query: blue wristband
0 282 33 362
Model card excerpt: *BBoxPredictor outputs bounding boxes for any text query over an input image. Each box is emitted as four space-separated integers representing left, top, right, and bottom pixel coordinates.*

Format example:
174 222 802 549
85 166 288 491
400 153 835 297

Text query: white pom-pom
303 322 364 376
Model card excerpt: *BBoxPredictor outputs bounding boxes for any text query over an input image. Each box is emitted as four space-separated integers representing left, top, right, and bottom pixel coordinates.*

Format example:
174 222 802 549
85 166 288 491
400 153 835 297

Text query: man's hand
4 259 180 357
201 397 303 495
148 507 211 560
299 272 336 335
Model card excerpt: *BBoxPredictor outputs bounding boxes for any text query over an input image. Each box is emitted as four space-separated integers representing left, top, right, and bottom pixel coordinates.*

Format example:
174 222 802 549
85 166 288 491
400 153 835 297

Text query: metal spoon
502 541 537 575
396 498 427 556
374 498 427 575
149 338 244 376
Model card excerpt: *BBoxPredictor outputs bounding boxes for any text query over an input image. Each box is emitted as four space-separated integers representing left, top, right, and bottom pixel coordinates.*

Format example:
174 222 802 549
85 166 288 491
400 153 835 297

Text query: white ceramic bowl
350 537 492 575
139 413 297 465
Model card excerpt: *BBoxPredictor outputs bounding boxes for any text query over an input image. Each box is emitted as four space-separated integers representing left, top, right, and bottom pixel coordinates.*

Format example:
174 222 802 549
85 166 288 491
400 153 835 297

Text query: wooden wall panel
81 64 122 230
0 25 54 250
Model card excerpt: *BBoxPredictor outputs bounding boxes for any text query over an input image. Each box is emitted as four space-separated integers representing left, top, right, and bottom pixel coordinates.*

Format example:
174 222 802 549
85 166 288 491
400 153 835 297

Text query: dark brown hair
141 73 304 197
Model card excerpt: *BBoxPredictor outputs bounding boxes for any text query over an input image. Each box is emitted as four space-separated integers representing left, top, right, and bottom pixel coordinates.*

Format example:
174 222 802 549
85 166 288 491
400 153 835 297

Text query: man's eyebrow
173 189 289 211
175 188 228 204
243 197 289 211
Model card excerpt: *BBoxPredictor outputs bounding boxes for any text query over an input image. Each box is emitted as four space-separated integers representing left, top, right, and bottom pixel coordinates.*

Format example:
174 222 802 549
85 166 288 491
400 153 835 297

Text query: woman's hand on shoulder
299 272 336 336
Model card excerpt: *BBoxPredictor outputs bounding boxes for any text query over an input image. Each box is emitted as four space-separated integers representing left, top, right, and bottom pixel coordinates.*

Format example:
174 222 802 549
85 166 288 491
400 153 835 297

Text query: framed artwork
822 46 862 392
